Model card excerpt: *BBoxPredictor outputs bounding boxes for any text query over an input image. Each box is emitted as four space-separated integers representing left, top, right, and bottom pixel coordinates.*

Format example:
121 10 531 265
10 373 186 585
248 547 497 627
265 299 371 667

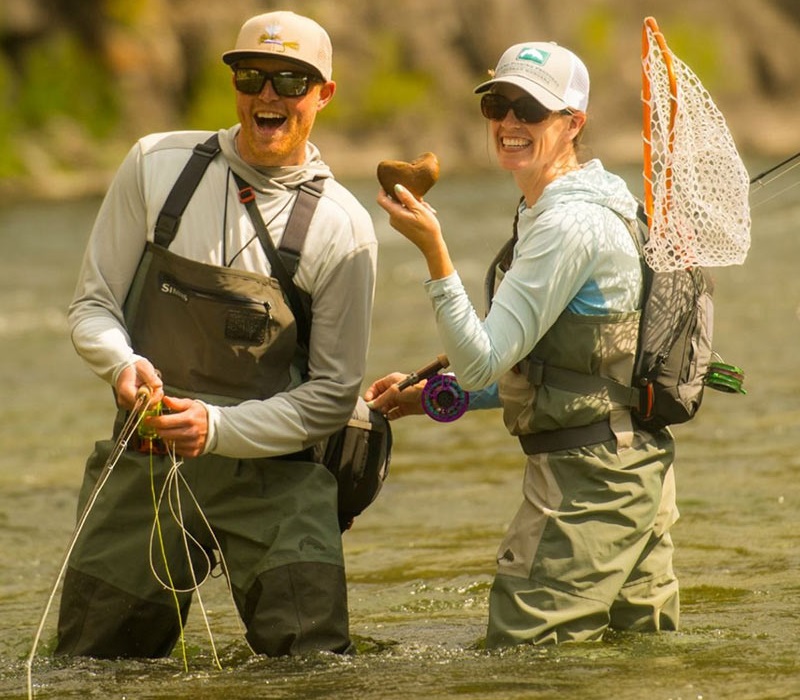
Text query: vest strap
231 173 324 351
528 359 640 408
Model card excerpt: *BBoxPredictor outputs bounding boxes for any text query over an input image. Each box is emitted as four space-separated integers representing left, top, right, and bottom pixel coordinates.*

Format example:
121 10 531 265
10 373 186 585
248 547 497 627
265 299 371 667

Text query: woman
366 42 680 647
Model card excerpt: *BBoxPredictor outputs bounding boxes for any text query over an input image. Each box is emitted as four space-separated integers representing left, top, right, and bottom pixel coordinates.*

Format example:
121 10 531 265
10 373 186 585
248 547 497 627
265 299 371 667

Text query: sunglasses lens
480 94 509 121
480 93 552 124
234 69 316 97
515 97 550 124
271 72 310 97
234 68 266 95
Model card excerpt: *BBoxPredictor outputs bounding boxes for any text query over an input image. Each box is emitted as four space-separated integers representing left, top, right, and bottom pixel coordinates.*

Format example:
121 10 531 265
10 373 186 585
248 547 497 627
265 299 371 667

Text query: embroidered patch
517 47 551 65
258 23 300 52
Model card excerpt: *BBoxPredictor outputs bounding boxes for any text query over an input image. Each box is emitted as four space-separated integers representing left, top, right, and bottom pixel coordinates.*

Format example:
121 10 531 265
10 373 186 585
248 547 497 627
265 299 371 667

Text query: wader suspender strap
153 134 325 350
154 134 221 248
483 196 524 315
232 172 324 350
276 180 326 276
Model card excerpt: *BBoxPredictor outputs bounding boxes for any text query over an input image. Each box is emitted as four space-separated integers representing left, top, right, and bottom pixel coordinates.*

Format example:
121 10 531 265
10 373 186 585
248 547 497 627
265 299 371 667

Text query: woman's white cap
474 42 589 112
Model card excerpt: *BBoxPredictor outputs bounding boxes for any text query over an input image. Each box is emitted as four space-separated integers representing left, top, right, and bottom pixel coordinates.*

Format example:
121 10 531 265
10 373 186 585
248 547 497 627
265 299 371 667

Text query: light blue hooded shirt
425 159 641 409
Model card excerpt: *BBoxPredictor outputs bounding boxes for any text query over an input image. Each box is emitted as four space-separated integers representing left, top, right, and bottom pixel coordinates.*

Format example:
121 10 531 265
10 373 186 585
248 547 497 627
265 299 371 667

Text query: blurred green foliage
186 61 238 131
578 6 614 57
0 30 118 178
663 22 723 89
0 59 23 177
318 32 434 133
105 0 145 25
17 33 118 135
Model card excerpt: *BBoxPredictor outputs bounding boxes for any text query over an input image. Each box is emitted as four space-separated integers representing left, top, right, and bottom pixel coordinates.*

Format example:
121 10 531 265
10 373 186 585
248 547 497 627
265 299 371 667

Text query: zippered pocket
158 272 272 345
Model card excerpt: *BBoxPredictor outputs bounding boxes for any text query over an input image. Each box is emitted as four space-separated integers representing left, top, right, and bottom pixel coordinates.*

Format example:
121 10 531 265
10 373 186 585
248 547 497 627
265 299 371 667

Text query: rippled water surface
0 168 798 699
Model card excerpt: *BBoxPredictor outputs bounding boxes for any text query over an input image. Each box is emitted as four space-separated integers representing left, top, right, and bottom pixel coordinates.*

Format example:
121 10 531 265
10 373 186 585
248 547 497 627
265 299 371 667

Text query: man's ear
317 80 336 110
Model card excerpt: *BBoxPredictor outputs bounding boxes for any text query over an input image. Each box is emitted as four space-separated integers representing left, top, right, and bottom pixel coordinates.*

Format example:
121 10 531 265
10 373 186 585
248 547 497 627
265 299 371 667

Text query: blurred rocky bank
1 0 798 201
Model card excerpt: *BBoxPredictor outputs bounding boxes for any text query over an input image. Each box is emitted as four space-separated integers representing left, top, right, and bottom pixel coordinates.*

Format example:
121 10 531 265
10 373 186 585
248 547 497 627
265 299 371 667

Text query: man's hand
364 372 426 420
116 360 164 410
143 396 209 458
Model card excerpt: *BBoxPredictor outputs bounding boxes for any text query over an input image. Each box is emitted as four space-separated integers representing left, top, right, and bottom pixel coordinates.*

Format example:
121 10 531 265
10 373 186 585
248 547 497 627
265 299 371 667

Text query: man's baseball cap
222 11 332 81
474 42 589 112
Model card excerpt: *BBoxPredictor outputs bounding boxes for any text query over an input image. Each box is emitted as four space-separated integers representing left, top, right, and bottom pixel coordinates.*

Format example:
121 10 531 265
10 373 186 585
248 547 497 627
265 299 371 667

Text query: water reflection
1 170 799 699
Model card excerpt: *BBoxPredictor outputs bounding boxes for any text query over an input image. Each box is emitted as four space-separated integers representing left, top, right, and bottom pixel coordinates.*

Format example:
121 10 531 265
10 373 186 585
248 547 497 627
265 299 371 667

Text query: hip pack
153 134 391 529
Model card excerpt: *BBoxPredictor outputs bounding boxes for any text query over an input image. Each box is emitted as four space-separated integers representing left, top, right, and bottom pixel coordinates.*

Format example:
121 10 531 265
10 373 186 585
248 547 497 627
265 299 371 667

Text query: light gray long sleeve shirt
69 126 377 458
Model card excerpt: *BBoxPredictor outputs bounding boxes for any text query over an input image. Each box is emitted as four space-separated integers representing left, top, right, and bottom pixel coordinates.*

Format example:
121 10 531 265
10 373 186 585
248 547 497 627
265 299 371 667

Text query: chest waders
55 135 352 660
125 135 323 404
481 206 679 648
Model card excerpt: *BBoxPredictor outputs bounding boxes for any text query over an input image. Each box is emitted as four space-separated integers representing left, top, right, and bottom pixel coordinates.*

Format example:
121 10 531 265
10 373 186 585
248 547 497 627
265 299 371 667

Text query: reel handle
396 354 449 391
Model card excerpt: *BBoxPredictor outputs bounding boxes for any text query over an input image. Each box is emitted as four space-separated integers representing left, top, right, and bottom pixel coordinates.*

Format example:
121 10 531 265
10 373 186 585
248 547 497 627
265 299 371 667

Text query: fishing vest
487 215 641 455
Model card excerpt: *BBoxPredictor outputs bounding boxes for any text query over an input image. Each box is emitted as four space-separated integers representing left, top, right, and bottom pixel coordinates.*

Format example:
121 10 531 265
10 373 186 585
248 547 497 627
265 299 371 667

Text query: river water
0 167 798 699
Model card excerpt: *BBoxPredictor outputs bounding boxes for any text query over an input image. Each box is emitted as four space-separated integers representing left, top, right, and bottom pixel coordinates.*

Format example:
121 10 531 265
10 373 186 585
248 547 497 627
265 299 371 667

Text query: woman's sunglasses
480 93 572 124
233 67 321 97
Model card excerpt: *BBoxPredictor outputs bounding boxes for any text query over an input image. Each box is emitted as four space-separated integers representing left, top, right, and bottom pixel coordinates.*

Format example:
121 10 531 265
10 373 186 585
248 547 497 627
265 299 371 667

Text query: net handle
642 16 678 229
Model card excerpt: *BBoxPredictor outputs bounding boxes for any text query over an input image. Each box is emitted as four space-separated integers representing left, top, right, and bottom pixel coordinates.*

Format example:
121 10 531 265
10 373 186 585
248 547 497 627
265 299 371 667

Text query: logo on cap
517 47 551 65
258 23 300 53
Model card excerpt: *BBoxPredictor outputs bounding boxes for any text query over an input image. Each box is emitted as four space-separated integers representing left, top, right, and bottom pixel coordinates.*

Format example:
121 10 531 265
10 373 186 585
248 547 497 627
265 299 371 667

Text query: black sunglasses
480 93 572 124
233 67 321 97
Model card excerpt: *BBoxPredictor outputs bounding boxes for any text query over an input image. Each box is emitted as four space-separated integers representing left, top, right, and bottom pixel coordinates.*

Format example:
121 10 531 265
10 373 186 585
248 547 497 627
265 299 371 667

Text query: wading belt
153 132 325 350
518 420 615 455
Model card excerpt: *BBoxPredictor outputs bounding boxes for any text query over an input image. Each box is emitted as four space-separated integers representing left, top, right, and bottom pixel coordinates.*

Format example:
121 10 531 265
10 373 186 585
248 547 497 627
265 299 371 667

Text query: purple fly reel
421 374 468 422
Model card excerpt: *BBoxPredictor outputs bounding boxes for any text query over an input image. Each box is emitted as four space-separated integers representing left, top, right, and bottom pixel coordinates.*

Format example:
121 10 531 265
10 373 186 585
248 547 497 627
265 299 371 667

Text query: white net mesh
642 22 751 271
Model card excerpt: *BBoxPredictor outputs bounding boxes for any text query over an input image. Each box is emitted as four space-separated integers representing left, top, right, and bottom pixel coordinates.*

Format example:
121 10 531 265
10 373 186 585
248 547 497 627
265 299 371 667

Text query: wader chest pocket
159 272 271 345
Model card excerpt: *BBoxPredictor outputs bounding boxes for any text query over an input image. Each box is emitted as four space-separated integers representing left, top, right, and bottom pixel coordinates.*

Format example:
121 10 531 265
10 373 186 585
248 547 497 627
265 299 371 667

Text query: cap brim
222 51 325 79
473 76 567 111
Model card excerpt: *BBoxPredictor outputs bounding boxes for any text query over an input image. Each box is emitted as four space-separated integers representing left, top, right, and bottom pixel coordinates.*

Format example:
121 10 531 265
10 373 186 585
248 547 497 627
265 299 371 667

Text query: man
56 11 376 658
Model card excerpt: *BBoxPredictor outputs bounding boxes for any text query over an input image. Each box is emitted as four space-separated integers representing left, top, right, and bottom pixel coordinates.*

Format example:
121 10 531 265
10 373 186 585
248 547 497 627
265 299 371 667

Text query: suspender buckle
238 186 256 204
193 141 220 159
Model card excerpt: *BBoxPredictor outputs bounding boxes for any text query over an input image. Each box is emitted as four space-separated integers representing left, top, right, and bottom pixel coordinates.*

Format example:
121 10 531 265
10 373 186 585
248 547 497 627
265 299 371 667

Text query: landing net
641 16 751 271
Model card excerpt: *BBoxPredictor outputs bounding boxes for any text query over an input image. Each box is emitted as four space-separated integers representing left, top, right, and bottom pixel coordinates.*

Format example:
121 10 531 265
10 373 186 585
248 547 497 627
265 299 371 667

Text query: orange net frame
641 16 751 271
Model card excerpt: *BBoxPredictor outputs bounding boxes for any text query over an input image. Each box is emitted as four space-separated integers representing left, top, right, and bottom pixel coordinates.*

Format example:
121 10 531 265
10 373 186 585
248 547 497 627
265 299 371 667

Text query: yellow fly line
26 387 252 699
641 16 751 271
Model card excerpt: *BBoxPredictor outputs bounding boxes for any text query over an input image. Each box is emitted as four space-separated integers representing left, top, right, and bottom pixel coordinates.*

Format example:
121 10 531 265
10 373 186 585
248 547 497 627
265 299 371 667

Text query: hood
217 125 333 194
531 159 639 221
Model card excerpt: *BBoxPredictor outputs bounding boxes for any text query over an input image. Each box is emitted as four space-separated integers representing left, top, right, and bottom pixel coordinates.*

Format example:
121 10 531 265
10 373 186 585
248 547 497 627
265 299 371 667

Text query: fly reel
421 374 469 422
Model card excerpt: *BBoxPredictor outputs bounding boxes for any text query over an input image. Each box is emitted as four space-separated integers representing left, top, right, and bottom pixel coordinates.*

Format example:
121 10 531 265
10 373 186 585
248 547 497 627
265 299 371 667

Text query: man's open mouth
254 111 286 128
